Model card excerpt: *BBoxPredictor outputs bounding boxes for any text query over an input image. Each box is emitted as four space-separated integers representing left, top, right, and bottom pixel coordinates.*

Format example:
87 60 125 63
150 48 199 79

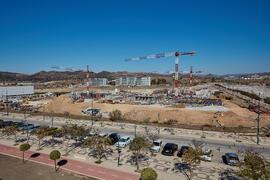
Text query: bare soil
41 95 270 128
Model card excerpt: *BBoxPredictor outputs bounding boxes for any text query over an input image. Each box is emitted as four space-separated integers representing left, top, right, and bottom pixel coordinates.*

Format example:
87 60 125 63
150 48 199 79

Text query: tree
146 131 159 156
182 145 203 180
238 151 270 180
140 168 158 180
129 136 152 171
30 126 50 150
85 133 111 163
61 124 72 155
2 126 19 145
19 143 30 163
50 150 61 171
109 109 122 121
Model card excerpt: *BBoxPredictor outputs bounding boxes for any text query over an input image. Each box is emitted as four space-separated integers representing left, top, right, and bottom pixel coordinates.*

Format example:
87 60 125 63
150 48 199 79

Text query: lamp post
117 140 121 167
257 92 263 145
134 124 137 137
24 111 29 143
158 112 160 134
51 112 54 128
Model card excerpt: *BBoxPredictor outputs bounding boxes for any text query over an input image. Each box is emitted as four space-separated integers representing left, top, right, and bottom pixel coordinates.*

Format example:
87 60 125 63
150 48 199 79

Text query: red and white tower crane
125 51 196 100
51 65 94 97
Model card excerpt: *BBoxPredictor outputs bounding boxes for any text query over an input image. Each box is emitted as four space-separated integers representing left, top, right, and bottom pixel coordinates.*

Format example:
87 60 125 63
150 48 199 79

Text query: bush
109 109 122 121
264 97 270 105
140 168 158 180
163 119 177 125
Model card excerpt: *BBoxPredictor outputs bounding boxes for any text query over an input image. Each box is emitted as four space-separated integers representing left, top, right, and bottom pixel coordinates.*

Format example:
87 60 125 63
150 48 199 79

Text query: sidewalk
0 143 140 180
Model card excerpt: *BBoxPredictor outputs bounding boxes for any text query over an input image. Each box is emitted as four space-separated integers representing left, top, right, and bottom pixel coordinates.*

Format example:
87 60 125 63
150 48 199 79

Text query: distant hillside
0 71 269 83
0 70 168 82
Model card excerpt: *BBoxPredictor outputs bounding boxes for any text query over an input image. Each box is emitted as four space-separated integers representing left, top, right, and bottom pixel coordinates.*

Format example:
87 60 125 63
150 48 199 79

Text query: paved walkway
0 143 139 180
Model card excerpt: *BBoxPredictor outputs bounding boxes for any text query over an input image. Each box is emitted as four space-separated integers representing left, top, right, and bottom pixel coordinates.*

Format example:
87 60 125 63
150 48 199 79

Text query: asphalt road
2 116 270 159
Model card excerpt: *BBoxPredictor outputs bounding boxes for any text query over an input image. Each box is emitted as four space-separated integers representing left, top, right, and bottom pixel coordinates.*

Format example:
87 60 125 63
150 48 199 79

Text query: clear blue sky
0 0 269 75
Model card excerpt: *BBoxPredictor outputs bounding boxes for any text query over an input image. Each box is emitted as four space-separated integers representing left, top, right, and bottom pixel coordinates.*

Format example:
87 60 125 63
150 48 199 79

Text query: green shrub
109 109 122 121
264 97 270 105
140 168 158 180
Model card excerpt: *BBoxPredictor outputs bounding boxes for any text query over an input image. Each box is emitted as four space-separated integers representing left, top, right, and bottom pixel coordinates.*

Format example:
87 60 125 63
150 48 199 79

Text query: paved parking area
0 130 242 180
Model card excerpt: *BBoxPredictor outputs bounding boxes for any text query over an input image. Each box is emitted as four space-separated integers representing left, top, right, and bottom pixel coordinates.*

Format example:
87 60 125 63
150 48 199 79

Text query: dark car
108 133 120 145
0 121 14 128
161 143 178 156
177 146 191 157
224 153 239 166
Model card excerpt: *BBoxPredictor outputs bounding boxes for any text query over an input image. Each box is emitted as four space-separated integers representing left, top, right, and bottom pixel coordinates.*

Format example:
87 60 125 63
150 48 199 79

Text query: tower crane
125 51 196 99
51 65 94 97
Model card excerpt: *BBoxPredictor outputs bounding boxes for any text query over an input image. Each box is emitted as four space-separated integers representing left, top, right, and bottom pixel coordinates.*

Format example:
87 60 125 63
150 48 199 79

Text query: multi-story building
89 78 108 86
115 76 151 86
0 86 34 97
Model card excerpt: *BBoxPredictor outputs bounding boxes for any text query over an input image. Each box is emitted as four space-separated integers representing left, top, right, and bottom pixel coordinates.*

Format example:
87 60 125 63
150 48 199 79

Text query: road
2 115 270 160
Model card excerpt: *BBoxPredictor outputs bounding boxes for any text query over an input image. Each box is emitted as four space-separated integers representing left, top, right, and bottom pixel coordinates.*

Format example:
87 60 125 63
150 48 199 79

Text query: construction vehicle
81 107 102 117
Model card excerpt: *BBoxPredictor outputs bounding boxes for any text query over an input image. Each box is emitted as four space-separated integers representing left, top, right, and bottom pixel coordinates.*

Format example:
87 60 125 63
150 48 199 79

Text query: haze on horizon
0 0 269 75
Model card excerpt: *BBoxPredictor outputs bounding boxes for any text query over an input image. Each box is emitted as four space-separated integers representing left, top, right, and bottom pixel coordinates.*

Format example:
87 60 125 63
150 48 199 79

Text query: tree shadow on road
56 159 68 171
30 153 40 158
219 169 244 180
174 162 190 178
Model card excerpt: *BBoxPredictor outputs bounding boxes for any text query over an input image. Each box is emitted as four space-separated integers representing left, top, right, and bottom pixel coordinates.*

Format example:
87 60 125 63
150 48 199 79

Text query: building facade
115 76 151 86
89 78 108 86
0 86 34 97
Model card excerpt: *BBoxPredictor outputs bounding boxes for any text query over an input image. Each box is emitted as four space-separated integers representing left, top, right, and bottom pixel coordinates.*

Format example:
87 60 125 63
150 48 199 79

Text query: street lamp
257 92 263 145
24 111 29 143
134 124 137 137
117 140 121 167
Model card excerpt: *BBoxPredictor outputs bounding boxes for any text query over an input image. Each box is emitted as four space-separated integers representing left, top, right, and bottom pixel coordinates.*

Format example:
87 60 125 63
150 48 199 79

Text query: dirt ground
0 154 96 180
41 95 270 128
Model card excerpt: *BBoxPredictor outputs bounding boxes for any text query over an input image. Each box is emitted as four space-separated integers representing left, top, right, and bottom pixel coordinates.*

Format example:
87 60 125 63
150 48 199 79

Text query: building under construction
89 78 108 86
115 76 151 86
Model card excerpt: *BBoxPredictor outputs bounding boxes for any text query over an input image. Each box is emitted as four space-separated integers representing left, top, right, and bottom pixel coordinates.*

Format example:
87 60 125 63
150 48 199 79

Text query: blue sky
0 0 269 75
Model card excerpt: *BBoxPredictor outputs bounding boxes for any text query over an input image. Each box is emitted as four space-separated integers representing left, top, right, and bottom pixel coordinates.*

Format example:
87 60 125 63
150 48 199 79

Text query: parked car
81 107 102 117
27 125 40 133
200 148 212 162
99 132 108 137
115 136 131 148
53 130 64 138
108 133 120 145
18 124 35 131
224 153 239 166
12 122 24 127
200 154 212 162
0 121 13 128
177 146 191 157
162 143 178 156
150 140 163 153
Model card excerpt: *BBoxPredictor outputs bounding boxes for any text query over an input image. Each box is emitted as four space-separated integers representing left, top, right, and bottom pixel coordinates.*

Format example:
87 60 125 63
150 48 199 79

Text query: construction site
1 51 270 131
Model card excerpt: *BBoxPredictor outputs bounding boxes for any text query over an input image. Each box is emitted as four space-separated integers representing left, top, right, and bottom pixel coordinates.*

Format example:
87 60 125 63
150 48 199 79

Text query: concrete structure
115 76 151 86
89 78 108 86
0 86 34 97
